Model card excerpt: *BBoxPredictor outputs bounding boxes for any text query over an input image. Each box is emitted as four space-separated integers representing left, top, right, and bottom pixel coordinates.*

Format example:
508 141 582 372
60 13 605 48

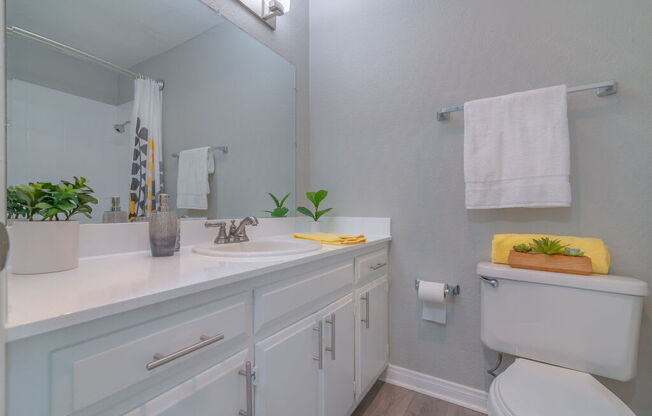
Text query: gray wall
120 20 296 218
201 0 310 206
309 0 652 414
6 36 121 105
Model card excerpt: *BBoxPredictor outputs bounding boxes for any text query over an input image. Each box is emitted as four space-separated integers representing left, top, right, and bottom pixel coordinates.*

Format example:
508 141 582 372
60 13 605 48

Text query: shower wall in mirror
6 0 296 222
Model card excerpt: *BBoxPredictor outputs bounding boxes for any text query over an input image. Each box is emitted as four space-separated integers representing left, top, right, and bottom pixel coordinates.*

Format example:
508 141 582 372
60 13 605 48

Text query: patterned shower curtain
129 77 163 219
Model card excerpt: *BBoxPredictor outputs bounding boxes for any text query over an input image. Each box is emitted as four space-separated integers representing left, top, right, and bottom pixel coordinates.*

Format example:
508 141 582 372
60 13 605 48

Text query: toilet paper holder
415 280 461 297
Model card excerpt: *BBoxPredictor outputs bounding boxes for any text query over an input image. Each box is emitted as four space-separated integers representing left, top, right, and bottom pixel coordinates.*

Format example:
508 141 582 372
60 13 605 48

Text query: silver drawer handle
361 292 370 329
146 333 225 370
370 262 387 271
313 320 323 369
239 361 255 416
325 313 335 360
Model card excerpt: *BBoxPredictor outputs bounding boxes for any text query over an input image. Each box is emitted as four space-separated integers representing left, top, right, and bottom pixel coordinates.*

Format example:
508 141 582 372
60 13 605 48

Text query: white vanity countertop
6 234 390 342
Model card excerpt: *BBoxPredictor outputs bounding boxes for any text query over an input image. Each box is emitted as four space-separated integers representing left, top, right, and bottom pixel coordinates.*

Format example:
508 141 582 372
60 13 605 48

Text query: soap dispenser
149 194 178 257
102 197 128 223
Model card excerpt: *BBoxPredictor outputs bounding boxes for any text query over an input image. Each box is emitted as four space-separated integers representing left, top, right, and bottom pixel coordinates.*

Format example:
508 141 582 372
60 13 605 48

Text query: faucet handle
205 221 228 244
205 221 226 228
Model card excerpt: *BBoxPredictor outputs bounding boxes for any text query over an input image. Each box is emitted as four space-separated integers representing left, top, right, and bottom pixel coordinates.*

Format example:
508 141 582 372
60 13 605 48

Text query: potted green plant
508 237 592 275
265 192 290 217
7 177 98 274
297 190 332 232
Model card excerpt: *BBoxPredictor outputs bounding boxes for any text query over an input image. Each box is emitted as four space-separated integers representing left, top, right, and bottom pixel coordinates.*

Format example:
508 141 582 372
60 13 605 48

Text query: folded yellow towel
293 232 366 245
492 233 610 274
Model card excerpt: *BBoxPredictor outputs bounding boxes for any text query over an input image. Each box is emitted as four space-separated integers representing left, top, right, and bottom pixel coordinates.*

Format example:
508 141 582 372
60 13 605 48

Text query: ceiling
7 0 225 69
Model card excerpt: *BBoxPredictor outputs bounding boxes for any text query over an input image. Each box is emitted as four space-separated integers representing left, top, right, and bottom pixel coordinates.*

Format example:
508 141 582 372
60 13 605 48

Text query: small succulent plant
513 243 532 253
563 247 585 257
529 237 567 255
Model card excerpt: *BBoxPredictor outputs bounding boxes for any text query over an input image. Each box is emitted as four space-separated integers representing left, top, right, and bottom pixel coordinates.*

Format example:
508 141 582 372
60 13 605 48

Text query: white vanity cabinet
6 242 390 416
254 311 321 416
355 277 389 401
319 295 356 416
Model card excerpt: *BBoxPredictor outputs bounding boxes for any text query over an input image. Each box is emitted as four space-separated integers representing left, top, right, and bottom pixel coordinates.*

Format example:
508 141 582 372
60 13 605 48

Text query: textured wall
201 0 310 206
309 1 652 413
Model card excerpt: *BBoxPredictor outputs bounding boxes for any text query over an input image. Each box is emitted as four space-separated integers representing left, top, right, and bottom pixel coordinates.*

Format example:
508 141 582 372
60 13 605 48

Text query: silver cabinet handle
480 275 499 288
239 361 254 416
370 262 387 271
313 320 323 369
361 292 370 329
325 313 335 360
146 333 224 370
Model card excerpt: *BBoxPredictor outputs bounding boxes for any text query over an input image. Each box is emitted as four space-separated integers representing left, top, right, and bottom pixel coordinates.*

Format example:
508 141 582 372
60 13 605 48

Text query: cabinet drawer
254 262 353 333
51 292 250 415
355 249 388 284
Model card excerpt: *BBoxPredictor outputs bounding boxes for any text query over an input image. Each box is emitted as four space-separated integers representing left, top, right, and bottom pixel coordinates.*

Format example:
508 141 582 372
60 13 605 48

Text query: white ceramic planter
8 220 80 274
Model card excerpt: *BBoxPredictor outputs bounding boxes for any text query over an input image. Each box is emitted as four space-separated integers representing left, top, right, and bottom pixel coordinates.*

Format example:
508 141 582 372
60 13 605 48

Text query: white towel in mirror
176 147 215 210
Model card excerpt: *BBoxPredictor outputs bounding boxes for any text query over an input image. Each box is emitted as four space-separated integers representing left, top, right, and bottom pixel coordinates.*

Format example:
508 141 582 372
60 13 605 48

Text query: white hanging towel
463 85 571 209
176 147 215 210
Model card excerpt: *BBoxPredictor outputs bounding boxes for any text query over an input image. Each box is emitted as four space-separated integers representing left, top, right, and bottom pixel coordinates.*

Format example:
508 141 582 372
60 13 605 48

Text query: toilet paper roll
418 281 447 324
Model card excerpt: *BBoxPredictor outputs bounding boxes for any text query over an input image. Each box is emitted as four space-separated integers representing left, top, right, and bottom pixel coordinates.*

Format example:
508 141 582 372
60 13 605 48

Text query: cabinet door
255 313 320 416
123 349 249 416
319 295 355 416
356 277 389 399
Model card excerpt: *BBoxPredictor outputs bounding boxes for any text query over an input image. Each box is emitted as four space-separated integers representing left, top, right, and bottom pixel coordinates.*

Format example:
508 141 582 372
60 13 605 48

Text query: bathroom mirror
5 0 296 223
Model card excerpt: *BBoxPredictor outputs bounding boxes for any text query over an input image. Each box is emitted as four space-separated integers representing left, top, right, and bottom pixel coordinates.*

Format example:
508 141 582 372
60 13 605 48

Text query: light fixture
236 0 291 30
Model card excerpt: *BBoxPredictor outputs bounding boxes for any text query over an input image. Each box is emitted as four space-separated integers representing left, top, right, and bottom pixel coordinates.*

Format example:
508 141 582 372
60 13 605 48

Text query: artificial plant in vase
297 190 332 232
7 177 98 274
508 237 592 275
265 192 290 217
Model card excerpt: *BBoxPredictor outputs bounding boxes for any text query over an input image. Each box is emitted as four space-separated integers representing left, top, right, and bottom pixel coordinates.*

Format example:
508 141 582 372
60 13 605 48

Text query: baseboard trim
381 364 488 414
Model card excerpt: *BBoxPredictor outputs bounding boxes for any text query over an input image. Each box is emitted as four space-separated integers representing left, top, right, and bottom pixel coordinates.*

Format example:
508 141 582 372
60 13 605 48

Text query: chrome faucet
205 216 258 244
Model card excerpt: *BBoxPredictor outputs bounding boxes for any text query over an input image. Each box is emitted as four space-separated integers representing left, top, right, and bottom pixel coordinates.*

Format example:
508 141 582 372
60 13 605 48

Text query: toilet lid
490 358 634 416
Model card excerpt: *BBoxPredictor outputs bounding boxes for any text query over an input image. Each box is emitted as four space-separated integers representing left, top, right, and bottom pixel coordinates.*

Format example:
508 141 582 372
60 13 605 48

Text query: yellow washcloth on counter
293 232 366 245
492 233 610 274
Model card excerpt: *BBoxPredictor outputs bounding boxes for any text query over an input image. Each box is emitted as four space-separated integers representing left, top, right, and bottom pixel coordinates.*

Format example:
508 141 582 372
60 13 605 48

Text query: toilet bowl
487 358 634 416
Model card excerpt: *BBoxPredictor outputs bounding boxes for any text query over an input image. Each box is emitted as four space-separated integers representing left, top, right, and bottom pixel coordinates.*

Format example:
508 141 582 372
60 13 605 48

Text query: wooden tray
508 250 592 275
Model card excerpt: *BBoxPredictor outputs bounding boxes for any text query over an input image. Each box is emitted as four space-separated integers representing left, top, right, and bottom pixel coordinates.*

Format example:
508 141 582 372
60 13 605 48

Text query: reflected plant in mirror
7 177 98 221
265 192 290 217
297 190 332 222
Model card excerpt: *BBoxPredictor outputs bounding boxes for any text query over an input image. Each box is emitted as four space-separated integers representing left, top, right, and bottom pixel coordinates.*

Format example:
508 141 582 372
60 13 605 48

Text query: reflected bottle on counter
102 196 129 223
149 194 178 257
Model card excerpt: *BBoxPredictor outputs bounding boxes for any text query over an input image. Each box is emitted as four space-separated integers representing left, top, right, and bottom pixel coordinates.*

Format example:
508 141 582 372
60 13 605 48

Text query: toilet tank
478 262 648 381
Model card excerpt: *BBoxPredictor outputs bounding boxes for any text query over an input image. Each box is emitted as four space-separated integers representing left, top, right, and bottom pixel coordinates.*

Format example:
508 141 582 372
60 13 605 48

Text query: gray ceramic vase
149 194 178 257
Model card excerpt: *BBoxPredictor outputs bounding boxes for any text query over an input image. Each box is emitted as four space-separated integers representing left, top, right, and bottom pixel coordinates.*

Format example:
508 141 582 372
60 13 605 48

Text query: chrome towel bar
171 145 229 158
437 80 617 121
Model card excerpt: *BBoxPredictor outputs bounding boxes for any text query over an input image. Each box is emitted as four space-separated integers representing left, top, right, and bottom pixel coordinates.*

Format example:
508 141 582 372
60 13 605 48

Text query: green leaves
266 192 291 217
7 177 97 221
513 243 532 253
529 237 567 255
298 189 332 222
563 247 585 257
296 206 315 220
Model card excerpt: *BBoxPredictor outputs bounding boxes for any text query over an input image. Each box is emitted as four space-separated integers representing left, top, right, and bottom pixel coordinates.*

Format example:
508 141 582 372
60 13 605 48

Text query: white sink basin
193 238 322 258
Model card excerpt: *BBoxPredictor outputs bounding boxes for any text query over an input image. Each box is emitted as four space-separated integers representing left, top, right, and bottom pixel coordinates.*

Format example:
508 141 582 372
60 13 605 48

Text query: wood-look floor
352 382 486 416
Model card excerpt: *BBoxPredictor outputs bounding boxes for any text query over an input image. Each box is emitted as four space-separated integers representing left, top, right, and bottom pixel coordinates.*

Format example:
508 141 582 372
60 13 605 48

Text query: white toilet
478 262 649 416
